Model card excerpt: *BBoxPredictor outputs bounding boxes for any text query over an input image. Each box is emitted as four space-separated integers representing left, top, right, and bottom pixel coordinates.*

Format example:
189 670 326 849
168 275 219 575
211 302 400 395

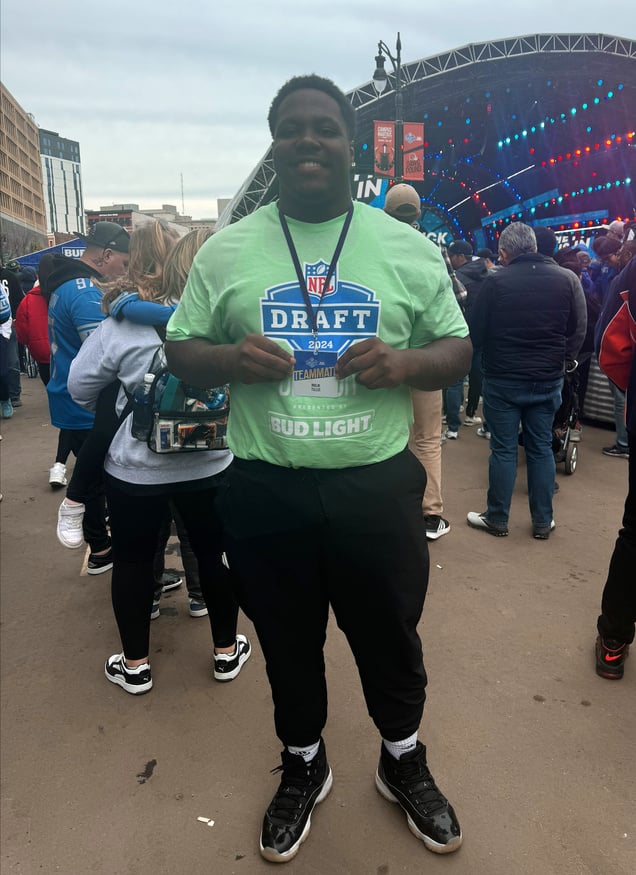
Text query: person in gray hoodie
68 222 251 695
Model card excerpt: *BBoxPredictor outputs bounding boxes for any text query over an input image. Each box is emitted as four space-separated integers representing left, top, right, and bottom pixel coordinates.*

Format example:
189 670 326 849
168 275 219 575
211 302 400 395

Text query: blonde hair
158 228 212 304
100 220 179 310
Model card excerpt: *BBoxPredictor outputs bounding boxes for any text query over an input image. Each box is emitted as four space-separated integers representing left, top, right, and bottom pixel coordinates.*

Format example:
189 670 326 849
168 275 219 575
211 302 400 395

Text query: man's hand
233 334 295 383
335 338 410 389
335 335 472 391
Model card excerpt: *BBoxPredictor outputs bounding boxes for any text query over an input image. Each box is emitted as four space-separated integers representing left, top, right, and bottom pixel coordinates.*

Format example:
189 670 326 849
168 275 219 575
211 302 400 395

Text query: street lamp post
372 32 403 182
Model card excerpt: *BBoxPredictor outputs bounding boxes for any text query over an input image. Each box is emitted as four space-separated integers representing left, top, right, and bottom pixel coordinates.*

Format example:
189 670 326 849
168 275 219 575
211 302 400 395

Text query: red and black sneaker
595 636 630 680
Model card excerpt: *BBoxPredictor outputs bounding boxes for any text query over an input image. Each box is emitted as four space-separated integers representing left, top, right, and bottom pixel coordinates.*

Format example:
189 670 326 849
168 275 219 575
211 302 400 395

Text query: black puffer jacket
469 253 587 381
456 257 489 321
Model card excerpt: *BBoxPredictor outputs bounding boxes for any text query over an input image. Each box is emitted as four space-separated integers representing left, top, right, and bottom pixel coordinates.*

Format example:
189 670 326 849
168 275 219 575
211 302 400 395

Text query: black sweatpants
598 430 636 644
218 448 430 747
105 474 239 660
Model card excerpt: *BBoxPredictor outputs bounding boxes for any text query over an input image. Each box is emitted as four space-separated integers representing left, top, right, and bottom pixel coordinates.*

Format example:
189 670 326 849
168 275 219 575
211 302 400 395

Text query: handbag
131 344 229 453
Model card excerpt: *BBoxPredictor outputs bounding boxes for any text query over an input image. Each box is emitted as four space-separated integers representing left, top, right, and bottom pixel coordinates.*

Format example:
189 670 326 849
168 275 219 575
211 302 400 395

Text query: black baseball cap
476 247 495 260
447 240 473 258
78 221 130 253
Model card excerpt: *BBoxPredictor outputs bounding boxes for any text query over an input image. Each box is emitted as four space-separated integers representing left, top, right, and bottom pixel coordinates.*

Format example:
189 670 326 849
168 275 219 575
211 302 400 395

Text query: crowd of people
1 73 634 866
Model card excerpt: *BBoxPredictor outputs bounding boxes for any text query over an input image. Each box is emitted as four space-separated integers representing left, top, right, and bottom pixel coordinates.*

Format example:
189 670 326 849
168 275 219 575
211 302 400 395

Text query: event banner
402 122 425 180
373 121 395 177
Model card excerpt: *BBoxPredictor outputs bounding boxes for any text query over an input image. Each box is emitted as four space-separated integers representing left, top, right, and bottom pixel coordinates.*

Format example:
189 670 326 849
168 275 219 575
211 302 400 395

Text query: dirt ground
1 377 634 875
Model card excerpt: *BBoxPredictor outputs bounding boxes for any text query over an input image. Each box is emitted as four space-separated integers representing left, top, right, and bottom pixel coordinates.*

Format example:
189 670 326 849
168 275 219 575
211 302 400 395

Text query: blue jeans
483 376 563 528
443 378 464 432
610 383 628 448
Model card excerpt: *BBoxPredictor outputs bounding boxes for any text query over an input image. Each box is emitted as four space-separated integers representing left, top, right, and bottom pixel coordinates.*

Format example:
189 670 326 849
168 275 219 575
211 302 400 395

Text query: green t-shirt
167 201 467 469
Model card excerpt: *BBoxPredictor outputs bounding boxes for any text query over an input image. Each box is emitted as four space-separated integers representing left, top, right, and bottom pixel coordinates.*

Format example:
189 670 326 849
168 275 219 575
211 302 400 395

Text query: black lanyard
278 204 354 340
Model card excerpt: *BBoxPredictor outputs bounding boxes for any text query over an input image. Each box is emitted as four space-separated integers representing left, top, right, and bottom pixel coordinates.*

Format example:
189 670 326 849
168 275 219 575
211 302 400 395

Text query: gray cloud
2 0 632 217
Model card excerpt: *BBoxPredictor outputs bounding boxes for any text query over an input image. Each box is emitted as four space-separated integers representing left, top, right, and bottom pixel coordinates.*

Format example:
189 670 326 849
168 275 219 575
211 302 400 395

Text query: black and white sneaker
533 520 556 540
424 515 451 540
602 443 629 459
159 569 182 592
213 634 251 682
260 738 332 863
376 742 462 854
105 653 153 695
466 511 508 537
87 547 113 575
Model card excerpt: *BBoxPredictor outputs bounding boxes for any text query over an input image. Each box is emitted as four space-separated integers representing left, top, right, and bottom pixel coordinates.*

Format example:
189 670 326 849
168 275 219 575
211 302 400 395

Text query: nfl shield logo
304 260 337 298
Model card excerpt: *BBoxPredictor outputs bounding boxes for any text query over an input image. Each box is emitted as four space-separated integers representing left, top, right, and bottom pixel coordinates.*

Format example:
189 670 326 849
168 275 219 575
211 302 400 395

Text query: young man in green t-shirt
166 74 471 864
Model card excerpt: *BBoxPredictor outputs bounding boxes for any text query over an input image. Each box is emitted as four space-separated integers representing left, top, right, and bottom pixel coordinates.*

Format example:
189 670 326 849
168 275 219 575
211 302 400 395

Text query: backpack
131 343 230 454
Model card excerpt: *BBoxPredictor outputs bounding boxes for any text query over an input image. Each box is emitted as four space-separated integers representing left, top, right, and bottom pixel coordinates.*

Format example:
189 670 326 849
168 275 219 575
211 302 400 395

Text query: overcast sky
2 1 633 219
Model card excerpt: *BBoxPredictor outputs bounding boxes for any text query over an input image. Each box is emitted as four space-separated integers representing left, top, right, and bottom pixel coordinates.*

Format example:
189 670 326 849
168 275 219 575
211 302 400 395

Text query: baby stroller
552 359 582 475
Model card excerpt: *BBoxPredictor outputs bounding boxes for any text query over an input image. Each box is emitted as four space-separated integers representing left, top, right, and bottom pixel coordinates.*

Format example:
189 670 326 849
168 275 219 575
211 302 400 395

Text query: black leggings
153 503 203 600
105 474 238 660
218 449 429 747
38 362 50 386
0 335 9 401
66 382 121 503
54 426 110 552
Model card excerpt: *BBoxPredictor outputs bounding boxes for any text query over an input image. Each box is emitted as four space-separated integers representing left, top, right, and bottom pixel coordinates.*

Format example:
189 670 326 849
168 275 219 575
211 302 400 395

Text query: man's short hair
78 221 130 253
533 226 557 257
447 240 473 259
268 74 356 139
383 184 421 223
593 235 621 259
498 222 537 259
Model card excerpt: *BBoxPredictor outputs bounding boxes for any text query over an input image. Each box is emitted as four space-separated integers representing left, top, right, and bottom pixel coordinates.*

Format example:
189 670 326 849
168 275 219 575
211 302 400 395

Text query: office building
39 128 85 236
0 82 47 259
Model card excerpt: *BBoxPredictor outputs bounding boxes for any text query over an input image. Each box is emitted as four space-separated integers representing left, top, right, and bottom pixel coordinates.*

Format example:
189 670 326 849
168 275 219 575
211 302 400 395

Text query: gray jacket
68 317 232 486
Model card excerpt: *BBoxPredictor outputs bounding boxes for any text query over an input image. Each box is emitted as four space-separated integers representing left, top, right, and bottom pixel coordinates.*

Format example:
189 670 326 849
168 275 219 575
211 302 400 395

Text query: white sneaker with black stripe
105 653 153 695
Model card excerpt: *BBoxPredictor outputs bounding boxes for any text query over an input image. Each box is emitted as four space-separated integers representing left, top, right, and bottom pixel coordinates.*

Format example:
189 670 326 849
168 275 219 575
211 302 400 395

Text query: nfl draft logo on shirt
261 261 380 355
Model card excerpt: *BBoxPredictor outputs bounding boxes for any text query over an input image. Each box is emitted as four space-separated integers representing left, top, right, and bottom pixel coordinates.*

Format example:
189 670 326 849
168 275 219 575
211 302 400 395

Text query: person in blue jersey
46 222 130 573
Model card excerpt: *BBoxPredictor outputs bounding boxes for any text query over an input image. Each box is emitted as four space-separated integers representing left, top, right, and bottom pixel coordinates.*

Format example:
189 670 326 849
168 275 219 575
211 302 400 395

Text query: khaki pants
409 389 443 517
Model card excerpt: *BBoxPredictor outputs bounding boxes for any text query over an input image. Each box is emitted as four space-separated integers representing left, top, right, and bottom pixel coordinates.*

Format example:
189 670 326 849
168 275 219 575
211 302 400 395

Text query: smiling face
272 89 354 223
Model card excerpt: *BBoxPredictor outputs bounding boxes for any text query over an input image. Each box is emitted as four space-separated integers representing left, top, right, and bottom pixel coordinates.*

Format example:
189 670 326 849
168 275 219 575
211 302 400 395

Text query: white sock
124 660 149 673
287 741 320 763
383 733 418 760
63 498 84 509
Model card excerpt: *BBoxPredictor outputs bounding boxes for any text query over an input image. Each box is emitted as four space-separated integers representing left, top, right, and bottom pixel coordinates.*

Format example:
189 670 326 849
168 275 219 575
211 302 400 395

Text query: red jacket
15 282 50 364
596 257 636 434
